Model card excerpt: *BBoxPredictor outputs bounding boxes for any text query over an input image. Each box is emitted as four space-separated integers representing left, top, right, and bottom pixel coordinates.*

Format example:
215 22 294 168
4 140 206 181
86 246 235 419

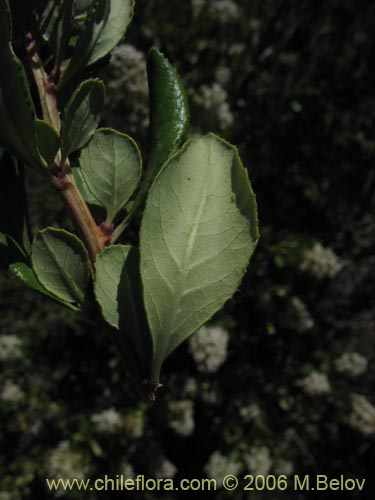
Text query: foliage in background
0 0 373 499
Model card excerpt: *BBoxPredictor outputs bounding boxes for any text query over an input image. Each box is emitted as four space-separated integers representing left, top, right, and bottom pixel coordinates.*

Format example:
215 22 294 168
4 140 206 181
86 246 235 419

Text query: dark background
0 0 373 499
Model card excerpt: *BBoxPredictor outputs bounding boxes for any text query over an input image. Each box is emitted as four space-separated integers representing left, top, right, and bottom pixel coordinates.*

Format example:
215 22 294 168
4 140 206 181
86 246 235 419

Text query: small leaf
71 165 101 206
0 0 45 168
61 0 134 85
140 134 259 383
0 151 30 257
94 244 151 369
123 48 189 222
79 128 142 222
31 228 90 305
61 78 105 159
36 119 60 166
146 48 189 178
9 261 78 310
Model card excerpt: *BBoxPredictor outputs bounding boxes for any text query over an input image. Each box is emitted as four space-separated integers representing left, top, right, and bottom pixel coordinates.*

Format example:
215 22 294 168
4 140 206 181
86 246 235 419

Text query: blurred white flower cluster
204 451 241 485
215 66 231 86
348 394 375 436
210 0 240 22
104 44 149 133
192 0 240 21
152 457 178 478
91 407 122 434
119 461 135 480
47 441 85 480
0 492 11 500
335 352 368 377
123 410 144 438
189 325 229 373
300 242 344 279
239 403 261 422
0 381 24 403
245 446 273 476
0 334 22 361
300 371 331 396
199 83 234 130
168 400 195 436
274 459 294 476
284 296 314 332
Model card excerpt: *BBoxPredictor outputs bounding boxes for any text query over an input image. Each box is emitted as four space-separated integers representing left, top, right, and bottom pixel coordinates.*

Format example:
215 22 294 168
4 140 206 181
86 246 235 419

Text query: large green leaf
146 47 189 178
61 0 134 85
9 261 78 310
0 151 30 263
31 228 90 305
94 244 151 369
79 128 142 222
140 134 259 383
61 78 105 159
0 0 45 169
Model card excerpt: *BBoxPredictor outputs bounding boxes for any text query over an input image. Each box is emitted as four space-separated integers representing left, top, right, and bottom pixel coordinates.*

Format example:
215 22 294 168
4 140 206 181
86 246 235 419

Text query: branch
26 34 108 261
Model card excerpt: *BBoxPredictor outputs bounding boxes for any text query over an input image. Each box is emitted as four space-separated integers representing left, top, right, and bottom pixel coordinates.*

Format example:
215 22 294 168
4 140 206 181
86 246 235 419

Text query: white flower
123 410 144 438
1 381 24 403
274 459 294 476
47 441 85 480
348 394 375 436
239 403 261 422
183 378 198 398
152 457 178 479
189 325 229 373
335 352 368 377
300 371 331 396
210 0 240 22
300 242 344 279
168 400 195 436
199 84 234 129
205 451 241 486
91 407 121 434
191 0 206 16
215 66 231 85
120 461 135 480
284 297 314 332
245 446 273 476
0 334 22 361
103 44 148 133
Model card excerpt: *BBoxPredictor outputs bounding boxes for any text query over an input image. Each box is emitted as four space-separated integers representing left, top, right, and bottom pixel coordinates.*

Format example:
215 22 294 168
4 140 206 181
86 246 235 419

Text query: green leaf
94 244 151 369
140 134 259 382
61 0 134 85
36 119 60 166
8 261 78 310
0 0 45 168
121 48 189 225
31 228 90 305
61 78 105 159
0 151 30 260
71 165 101 206
79 128 142 222
146 47 189 178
